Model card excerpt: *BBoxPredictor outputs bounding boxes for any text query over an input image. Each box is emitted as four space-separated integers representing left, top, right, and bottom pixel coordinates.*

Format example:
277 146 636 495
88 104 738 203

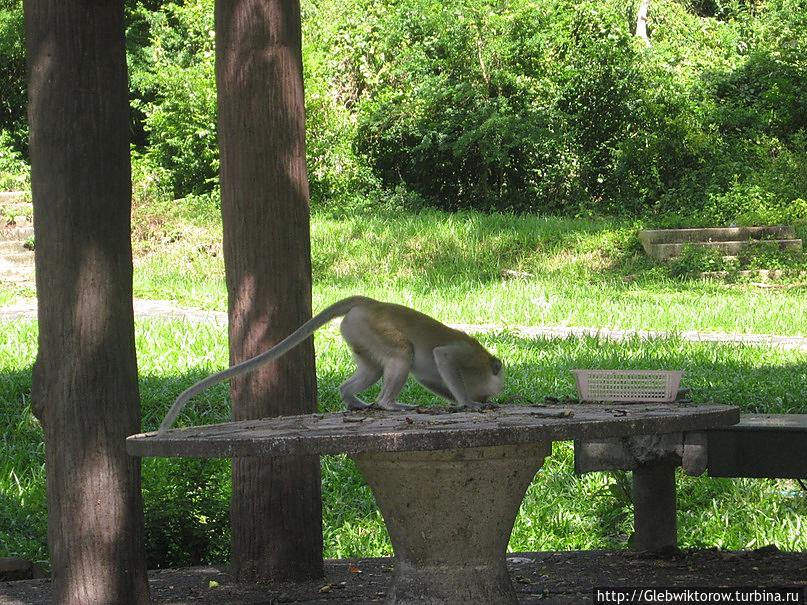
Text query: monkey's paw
456 401 485 412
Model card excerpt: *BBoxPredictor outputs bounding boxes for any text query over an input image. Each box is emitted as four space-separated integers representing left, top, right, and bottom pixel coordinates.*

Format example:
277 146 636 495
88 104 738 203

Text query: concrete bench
128 403 738 604
575 414 806 552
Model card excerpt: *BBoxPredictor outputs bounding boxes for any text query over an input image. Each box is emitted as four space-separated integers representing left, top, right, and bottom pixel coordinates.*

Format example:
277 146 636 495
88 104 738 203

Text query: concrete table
127 403 739 604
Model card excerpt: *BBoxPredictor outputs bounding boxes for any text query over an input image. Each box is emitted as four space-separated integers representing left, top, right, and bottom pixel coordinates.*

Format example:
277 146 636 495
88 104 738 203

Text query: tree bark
216 0 324 581
24 1 150 603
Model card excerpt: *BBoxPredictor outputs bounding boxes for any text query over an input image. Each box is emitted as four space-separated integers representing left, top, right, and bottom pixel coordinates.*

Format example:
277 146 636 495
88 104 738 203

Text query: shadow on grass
1 332 804 567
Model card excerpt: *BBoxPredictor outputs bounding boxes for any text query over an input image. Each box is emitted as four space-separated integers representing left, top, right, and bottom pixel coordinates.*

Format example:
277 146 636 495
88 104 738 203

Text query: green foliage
128 0 218 198
301 0 381 207
2 320 805 568
142 458 230 567
668 240 807 277
124 0 379 204
352 0 563 210
0 130 29 191
668 244 740 276
646 0 807 224
738 240 807 269
0 1 26 150
335 0 807 216
347 0 622 211
3 0 807 218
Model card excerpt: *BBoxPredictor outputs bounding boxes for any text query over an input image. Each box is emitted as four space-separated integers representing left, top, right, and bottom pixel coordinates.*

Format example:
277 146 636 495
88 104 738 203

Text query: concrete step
647 239 802 261
0 272 34 283
0 261 34 282
3 251 34 267
639 226 796 247
0 226 34 242
0 240 27 254
0 191 27 204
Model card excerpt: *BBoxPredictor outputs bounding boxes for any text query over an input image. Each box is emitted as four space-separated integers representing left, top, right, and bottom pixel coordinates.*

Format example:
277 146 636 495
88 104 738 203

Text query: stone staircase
639 226 802 261
0 191 35 283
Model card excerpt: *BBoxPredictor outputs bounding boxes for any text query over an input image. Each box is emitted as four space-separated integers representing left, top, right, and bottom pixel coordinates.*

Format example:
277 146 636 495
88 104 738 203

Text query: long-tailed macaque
158 296 504 433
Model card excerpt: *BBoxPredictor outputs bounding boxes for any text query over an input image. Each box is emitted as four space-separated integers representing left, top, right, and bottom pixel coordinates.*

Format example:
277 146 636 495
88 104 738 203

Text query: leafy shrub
668 244 739 276
348 0 807 217
4 0 806 220
668 239 806 277
0 130 29 191
646 0 807 225
353 0 590 212
0 1 26 150
301 0 380 208
142 458 230 568
738 241 806 270
696 183 807 226
129 1 218 198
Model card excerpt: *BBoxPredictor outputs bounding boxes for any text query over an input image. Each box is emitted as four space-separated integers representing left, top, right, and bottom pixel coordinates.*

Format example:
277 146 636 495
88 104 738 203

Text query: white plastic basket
572 369 684 403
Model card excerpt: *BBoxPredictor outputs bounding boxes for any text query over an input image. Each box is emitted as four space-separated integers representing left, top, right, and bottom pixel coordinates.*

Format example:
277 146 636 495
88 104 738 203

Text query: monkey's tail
157 296 373 434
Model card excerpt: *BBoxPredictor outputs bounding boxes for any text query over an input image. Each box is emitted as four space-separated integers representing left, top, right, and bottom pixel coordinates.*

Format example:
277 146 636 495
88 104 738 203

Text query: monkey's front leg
376 356 417 411
433 345 484 411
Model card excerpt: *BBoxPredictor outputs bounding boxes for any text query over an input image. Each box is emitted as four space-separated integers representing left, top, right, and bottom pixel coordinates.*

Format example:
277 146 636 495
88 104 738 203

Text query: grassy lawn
0 283 32 307
2 203 805 567
6 205 806 335
130 204 807 335
2 318 805 567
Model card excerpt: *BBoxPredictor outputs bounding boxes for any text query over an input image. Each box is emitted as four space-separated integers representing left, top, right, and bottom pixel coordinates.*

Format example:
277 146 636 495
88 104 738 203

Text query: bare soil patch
1 548 804 604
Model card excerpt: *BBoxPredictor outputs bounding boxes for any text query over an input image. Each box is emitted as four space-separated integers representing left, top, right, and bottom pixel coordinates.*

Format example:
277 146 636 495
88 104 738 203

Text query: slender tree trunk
216 0 324 581
24 1 150 603
636 0 651 47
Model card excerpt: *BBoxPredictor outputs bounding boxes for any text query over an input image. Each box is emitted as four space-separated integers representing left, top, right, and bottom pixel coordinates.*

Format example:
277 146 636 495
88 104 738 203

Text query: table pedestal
353 442 550 604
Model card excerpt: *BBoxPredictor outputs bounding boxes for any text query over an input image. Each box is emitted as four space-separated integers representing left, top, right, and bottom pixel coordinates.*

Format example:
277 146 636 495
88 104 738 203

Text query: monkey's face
475 359 504 402
488 364 505 398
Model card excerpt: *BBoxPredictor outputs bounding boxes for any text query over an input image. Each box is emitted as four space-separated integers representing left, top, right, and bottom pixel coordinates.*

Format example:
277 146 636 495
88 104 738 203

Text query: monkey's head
485 355 505 400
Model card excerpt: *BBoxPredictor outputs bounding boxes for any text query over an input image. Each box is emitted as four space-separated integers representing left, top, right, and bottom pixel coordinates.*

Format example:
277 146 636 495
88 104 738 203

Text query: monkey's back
341 299 483 356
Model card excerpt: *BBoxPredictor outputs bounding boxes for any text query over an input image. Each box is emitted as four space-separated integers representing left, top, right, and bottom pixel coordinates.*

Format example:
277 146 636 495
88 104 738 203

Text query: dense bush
644 0 807 223
0 0 25 153
301 0 382 207
0 130 28 191
142 458 230 568
127 1 219 198
1 0 805 222
320 0 807 218
353 0 569 211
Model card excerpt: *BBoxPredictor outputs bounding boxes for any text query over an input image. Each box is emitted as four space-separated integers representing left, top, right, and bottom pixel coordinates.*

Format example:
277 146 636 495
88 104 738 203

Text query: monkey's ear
491 357 503 375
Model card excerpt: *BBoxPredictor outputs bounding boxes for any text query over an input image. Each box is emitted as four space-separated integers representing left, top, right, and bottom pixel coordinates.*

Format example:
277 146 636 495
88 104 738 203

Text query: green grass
0 283 34 306
130 207 807 335
2 318 805 568
2 204 805 567
5 206 806 335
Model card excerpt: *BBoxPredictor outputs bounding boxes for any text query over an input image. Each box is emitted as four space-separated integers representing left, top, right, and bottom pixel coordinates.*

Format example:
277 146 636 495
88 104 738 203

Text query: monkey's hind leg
340 353 382 411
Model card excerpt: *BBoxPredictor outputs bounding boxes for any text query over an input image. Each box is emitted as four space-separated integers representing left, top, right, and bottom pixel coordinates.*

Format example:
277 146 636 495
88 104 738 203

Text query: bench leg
632 461 677 552
353 442 550 605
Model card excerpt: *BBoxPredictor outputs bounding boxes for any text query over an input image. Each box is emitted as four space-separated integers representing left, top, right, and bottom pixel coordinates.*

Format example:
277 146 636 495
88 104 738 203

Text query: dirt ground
1 548 804 604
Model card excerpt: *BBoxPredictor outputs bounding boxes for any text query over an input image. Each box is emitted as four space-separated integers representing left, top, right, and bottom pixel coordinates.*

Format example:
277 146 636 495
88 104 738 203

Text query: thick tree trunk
216 0 324 581
24 1 150 603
